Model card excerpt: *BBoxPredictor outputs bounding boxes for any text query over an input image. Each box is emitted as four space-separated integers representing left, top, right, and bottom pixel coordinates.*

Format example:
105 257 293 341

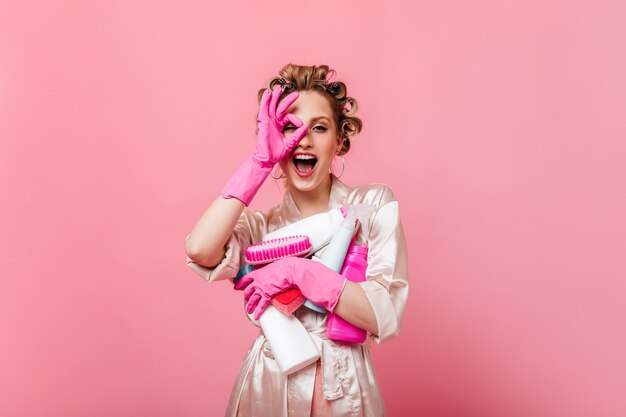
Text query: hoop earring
330 155 345 179
270 165 286 180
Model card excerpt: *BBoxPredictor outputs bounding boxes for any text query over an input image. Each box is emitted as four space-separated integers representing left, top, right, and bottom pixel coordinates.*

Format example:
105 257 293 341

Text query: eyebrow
286 116 331 125
310 116 331 122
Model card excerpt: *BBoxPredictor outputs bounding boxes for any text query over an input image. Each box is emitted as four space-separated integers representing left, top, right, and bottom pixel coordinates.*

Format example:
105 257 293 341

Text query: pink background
1 1 625 416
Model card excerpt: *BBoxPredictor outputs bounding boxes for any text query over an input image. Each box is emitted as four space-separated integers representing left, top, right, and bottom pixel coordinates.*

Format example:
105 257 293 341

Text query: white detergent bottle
236 264 320 376
262 207 344 253
247 305 320 375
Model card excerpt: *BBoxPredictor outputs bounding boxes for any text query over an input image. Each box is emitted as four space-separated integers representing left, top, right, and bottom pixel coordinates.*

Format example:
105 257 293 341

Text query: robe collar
280 174 351 221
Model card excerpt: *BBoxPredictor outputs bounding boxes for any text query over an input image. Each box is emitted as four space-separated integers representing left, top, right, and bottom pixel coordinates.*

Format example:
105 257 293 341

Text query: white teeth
294 155 316 160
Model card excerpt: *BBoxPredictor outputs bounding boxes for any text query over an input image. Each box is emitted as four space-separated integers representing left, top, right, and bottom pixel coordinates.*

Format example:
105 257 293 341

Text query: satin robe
186 174 410 417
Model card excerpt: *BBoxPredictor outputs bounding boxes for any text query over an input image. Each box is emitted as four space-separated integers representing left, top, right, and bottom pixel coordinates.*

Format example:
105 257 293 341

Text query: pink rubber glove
221 85 308 206
234 257 347 320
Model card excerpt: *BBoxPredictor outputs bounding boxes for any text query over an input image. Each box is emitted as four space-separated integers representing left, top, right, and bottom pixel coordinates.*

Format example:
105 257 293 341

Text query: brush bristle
245 235 312 265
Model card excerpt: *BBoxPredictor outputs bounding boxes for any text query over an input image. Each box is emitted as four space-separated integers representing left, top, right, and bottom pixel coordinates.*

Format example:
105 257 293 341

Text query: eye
282 124 296 132
313 125 328 132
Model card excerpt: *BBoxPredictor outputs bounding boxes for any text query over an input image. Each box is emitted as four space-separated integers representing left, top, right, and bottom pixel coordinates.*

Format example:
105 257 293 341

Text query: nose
296 129 313 148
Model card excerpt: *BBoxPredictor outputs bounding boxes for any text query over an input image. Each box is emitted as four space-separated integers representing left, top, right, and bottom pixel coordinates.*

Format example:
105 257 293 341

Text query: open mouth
293 154 318 175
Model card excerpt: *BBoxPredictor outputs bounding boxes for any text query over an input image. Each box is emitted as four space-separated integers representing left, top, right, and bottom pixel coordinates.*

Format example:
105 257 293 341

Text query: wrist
250 153 275 171
326 278 347 312
293 258 347 312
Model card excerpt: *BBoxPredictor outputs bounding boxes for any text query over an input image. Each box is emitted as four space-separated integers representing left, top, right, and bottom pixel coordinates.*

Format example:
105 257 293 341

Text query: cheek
321 138 340 159
318 151 336 168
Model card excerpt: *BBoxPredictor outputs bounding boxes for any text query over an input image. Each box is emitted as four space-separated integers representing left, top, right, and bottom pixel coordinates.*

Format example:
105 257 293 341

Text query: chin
286 175 318 191
285 168 331 193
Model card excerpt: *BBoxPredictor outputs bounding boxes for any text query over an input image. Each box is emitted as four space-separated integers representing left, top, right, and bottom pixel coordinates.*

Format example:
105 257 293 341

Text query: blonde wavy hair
257 64 363 156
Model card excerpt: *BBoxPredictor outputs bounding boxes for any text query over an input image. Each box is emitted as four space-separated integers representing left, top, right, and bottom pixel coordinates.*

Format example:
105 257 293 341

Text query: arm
333 281 378 335
185 196 245 268
358 191 410 344
186 86 306 270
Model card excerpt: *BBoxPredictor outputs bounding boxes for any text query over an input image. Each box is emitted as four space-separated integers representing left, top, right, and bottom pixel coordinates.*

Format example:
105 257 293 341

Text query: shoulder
345 182 398 208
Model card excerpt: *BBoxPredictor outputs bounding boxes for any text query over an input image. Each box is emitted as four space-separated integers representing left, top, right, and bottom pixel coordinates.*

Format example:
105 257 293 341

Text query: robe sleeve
360 186 410 344
185 210 255 282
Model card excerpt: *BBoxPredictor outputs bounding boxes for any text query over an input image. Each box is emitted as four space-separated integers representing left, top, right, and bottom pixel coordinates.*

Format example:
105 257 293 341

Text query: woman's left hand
234 257 346 320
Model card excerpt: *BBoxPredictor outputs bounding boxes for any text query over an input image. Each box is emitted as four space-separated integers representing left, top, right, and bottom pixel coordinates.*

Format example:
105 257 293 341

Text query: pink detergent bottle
327 244 368 343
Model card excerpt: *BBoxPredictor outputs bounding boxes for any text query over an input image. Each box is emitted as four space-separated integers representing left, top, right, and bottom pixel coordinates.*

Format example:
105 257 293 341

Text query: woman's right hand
252 85 308 169
220 85 307 206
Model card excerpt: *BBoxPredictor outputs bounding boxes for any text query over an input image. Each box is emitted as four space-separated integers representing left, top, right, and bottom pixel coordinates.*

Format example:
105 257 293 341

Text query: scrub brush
245 235 312 265
244 236 311 316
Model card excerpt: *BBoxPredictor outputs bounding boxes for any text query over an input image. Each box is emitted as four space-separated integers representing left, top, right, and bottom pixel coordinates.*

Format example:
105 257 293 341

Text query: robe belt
307 330 351 401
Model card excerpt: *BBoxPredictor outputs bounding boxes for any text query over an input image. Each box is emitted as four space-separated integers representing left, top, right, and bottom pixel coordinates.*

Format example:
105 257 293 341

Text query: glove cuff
325 278 347 312
221 156 272 206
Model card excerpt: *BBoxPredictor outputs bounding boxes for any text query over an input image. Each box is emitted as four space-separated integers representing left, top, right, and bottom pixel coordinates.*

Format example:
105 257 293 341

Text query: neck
287 174 333 218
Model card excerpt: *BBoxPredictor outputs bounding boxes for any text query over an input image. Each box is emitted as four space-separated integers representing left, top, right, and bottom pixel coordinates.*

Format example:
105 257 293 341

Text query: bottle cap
347 244 368 256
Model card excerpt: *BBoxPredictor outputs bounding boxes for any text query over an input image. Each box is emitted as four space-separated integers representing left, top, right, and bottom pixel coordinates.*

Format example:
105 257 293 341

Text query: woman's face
279 90 343 193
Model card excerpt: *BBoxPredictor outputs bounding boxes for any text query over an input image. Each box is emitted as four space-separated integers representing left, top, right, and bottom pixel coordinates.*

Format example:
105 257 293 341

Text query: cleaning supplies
232 203 377 375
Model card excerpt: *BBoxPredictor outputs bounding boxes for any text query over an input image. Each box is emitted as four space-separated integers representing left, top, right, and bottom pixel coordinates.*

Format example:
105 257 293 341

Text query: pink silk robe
186 174 410 417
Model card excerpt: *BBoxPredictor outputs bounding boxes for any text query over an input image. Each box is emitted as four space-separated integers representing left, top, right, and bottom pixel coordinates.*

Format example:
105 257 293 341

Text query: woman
185 64 409 417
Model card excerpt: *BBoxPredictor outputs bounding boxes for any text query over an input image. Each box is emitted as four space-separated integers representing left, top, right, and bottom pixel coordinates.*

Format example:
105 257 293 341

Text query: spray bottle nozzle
341 204 376 244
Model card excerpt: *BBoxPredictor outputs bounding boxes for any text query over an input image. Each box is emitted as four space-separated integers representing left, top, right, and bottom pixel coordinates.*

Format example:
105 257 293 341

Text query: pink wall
1 1 625 416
